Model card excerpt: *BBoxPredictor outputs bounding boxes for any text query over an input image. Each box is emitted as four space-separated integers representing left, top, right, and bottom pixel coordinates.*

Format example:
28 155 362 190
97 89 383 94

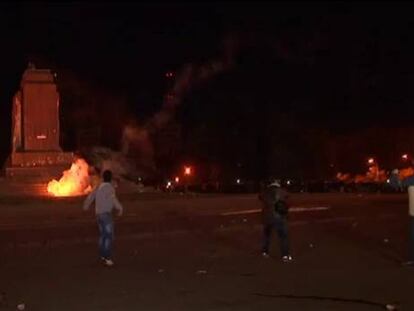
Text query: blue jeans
262 215 290 257
97 213 114 259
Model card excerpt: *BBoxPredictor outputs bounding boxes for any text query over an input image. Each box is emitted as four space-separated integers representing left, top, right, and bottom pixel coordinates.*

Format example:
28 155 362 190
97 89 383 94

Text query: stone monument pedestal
5 151 73 182
5 65 73 182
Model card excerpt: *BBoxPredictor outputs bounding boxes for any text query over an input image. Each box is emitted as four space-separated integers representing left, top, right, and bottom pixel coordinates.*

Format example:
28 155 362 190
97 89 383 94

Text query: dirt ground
0 188 413 310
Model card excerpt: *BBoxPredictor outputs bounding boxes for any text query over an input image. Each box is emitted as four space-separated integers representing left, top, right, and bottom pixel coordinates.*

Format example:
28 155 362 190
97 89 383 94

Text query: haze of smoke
122 35 238 167
148 59 232 131
84 146 137 180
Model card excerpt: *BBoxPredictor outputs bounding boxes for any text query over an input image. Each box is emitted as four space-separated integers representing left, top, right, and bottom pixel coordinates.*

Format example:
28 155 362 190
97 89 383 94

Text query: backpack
274 200 289 216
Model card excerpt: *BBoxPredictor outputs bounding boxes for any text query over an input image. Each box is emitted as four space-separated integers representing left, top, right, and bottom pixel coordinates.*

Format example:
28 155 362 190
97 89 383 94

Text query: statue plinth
5 66 73 182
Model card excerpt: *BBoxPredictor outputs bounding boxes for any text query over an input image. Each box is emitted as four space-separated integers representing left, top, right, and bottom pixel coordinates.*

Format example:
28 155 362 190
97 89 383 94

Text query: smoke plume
121 35 238 170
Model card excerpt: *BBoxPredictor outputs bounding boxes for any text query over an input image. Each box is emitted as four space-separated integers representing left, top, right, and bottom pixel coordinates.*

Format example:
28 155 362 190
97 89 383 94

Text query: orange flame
337 166 414 184
47 158 92 197
336 172 352 183
337 166 388 183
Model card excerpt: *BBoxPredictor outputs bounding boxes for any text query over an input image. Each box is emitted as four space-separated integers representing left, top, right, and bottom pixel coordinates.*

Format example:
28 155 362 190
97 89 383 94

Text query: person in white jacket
83 170 123 267
405 180 414 266
389 170 414 265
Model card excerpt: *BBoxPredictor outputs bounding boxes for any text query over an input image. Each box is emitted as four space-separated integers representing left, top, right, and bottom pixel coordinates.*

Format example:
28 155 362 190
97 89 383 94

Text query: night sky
1 2 414 178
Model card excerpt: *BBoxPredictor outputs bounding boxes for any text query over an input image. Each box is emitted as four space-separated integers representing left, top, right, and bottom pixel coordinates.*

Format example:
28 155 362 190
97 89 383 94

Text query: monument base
5 151 74 182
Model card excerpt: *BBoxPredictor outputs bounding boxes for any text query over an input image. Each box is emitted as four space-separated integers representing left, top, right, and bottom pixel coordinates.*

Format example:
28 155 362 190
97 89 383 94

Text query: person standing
259 179 292 262
389 170 414 265
402 175 414 266
406 183 414 265
83 170 123 267
389 169 403 192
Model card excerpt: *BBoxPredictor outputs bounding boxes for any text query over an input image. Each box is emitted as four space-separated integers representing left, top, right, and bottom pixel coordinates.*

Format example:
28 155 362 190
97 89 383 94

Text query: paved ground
0 190 413 310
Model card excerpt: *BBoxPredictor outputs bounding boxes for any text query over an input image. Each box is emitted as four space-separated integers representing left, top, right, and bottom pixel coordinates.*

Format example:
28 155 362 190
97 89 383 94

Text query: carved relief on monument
11 91 22 152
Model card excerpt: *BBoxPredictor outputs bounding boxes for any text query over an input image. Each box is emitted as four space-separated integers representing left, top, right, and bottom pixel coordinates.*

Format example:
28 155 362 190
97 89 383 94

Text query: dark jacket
259 185 289 224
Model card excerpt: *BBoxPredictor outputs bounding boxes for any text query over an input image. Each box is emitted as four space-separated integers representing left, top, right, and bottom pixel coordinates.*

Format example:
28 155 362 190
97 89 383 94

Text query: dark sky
1 2 414 165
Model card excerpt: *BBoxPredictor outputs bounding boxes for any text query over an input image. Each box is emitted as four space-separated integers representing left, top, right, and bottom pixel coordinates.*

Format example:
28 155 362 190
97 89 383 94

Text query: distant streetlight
175 176 180 183
184 166 192 176
183 166 192 193
367 157 379 181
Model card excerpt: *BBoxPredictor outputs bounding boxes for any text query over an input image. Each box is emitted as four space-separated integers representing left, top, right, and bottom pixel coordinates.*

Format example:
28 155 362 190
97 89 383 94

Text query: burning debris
337 166 414 184
47 158 92 197
47 39 235 192
46 146 152 197
337 166 387 184
397 167 414 180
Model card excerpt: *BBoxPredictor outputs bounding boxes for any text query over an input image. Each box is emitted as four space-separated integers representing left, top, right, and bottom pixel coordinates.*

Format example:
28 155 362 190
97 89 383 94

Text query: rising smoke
121 34 238 173
56 35 238 181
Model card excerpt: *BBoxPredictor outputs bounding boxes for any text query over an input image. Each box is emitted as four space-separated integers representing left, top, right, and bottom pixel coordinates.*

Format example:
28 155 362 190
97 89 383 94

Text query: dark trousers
262 215 290 257
410 216 414 261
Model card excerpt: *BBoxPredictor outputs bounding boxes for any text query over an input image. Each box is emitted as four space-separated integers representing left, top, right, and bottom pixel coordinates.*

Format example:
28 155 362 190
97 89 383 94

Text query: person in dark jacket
259 179 292 262
389 169 403 192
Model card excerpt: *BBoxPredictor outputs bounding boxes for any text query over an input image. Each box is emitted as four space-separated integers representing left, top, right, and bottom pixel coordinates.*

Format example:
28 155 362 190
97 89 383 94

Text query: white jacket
83 182 123 216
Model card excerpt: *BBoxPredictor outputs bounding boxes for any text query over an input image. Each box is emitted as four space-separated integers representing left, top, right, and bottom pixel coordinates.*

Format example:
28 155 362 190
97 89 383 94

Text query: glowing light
287 180 291 185
184 166 192 176
368 158 375 165
166 181 172 188
47 158 92 197
402 154 409 160
175 176 180 183
236 179 241 184
387 179 390 183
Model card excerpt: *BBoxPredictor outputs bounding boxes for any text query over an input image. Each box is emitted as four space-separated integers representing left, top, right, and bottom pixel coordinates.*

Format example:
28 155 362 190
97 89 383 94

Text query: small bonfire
47 158 92 197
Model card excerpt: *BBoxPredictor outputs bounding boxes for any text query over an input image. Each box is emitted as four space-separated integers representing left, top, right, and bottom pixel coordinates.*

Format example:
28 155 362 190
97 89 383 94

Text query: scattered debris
385 303 399 310
196 270 207 274
253 293 400 310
